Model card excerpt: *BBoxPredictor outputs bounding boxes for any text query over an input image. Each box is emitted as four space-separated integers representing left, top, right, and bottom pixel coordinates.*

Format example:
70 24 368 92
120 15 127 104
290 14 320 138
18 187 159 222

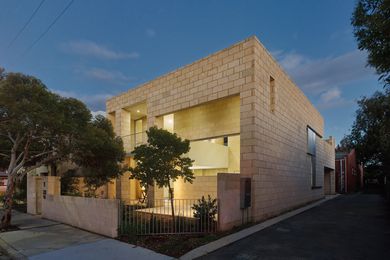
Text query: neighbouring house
26 36 335 235
105 36 335 230
335 149 363 193
0 170 7 194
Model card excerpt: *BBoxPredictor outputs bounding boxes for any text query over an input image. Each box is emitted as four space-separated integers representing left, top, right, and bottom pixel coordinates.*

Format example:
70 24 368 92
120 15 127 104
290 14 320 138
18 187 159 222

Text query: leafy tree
72 115 125 197
0 72 88 228
0 71 124 228
128 143 158 199
60 172 82 197
129 126 194 227
336 135 355 152
339 90 390 175
351 0 390 86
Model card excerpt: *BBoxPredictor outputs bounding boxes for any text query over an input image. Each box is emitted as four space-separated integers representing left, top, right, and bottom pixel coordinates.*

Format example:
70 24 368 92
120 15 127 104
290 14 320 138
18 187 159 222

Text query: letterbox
240 178 251 209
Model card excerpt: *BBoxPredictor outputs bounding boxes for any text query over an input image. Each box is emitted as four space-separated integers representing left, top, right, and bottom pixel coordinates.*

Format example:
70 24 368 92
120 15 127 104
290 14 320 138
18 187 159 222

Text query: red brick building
335 149 363 193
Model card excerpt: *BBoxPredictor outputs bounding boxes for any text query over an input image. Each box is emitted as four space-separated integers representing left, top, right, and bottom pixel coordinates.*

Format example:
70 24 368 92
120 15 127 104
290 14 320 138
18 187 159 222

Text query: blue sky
0 0 382 143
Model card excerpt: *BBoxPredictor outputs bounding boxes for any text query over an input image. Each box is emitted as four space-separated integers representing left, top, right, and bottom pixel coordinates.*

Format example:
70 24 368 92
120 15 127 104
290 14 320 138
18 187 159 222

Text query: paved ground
200 193 390 260
0 211 171 259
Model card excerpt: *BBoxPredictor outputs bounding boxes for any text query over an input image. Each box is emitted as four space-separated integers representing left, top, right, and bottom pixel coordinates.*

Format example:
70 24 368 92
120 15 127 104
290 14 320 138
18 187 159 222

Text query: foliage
129 126 194 224
339 90 390 174
60 171 82 196
192 195 218 231
129 126 194 193
12 175 27 213
351 0 390 86
336 135 356 153
364 164 385 182
73 115 126 196
0 72 92 177
145 127 194 188
0 71 90 227
0 71 125 227
13 175 27 202
128 143 157 195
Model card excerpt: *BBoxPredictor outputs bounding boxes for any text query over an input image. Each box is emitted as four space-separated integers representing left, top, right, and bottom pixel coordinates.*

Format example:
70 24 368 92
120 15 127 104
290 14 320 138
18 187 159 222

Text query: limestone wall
247 38 335 221
27 175 42 215
173 176 217 200
42 195 119 238
217 173 242 231
106 36 335 226
171 95 240 140
106 37 254 135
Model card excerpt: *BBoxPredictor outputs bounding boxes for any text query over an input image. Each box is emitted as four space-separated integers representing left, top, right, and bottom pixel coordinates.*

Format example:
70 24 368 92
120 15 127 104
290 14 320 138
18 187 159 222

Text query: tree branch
17 154 61 178
0 152 9 158
0 118 11 124
11 134 32 175
28 150 55 160
15 151 24 165
7 132 15 144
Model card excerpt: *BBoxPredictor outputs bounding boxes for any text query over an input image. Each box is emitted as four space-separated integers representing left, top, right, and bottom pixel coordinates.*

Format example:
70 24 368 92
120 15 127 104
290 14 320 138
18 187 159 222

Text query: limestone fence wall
217 173 243 231
42 194 120 238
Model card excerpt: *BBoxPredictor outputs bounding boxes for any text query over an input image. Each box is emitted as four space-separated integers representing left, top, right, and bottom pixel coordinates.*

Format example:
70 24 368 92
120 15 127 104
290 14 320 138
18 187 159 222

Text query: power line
7 0 46 49
22 0 75 56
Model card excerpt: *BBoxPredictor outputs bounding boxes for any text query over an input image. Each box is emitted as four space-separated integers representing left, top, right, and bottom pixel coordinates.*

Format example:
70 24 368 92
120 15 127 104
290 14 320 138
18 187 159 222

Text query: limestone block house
106 36 335 229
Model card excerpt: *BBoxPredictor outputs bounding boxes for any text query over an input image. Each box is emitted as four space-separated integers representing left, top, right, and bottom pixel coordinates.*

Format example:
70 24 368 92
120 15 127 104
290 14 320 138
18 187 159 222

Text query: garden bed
119 233 219 257
118 223 254 257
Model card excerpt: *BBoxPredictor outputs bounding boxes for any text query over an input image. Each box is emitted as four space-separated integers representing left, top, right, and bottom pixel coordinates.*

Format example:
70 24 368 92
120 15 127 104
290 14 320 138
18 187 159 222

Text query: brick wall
173 176 217 200
170 95 240 140
249 38 335 221
27 175 41 215
217 173 242 231
42 195 119 238
106 36 335 225
106 37 254 127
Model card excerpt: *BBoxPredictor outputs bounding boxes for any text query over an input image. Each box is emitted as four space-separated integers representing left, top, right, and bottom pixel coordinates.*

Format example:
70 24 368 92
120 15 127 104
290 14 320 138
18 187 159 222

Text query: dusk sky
0 0 382 143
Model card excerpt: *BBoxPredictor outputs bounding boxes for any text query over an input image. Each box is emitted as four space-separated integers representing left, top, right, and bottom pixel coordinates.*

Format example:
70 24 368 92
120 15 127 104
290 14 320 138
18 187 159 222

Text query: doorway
324 167 333 195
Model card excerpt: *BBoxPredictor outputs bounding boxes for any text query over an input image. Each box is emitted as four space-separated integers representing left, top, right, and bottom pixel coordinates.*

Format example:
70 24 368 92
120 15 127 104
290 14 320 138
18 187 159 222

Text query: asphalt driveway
200 193 390 259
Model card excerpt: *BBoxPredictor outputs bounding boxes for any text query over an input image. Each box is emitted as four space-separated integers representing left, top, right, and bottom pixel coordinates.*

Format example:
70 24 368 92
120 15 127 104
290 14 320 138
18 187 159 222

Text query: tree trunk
1 176 15 229
167 182 175 232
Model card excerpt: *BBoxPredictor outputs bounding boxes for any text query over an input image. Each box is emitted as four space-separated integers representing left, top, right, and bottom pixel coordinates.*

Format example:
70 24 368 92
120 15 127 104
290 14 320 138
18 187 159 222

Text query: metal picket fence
119 198 218 235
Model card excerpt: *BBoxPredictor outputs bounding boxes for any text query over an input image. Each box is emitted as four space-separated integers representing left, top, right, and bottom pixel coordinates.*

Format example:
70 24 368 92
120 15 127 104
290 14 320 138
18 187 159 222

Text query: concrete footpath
0 211 171 260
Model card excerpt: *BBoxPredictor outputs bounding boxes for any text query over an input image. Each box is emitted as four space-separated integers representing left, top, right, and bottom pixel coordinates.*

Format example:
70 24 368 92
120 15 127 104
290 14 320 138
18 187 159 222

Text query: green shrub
61 174 82 196
192 195 218 232
14 175 27 203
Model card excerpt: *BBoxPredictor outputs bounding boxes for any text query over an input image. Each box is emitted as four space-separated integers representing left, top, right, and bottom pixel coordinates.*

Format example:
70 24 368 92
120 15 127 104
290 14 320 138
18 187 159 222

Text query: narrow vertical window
310 156 316 187
270 76 276 112
223 136 228 146
307 127 317 187
307 127 316 156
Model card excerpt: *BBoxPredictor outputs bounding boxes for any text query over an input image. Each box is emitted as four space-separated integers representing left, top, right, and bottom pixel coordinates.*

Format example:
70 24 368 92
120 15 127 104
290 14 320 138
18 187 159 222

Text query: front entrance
324 167 333 195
